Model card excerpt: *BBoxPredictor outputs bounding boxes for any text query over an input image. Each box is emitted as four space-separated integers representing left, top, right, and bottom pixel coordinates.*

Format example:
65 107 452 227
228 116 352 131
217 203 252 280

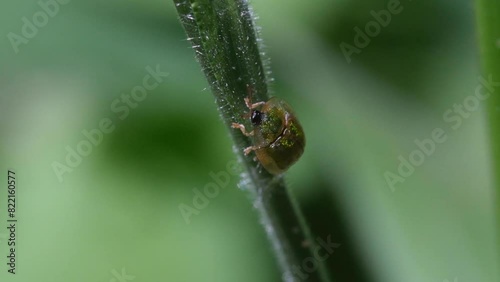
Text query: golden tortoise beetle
231 94 305 175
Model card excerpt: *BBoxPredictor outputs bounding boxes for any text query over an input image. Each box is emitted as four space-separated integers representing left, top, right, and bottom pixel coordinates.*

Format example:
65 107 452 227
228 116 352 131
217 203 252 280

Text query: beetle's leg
244 97 265 109
231 123 254 136
243 146 259 155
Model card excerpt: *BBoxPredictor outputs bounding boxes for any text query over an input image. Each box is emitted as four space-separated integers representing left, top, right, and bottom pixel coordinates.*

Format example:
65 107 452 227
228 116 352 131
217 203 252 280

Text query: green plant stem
173 0 331 281
476 0 500 276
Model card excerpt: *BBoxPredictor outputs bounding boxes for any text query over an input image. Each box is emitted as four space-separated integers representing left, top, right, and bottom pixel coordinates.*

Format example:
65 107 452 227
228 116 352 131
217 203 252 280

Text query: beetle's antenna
241 84 254 119
246 84 254 104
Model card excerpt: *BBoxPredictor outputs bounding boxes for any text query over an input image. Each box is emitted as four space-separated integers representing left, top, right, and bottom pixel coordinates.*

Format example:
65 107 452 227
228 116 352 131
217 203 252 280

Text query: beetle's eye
251 110 263 126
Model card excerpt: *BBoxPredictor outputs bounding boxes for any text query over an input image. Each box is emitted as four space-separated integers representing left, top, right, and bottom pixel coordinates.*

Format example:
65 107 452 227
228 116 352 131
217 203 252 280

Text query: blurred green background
0 0 496 281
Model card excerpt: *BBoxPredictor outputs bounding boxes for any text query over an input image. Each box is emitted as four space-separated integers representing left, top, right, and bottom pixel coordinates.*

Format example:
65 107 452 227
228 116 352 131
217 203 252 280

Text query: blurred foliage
0 0 495 282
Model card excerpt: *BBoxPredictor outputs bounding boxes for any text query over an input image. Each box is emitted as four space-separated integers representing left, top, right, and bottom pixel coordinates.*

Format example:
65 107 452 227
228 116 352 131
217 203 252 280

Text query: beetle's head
250 110 263 126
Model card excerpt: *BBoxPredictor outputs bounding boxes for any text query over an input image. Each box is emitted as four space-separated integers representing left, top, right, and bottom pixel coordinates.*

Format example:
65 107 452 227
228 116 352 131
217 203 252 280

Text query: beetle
231 94 305 175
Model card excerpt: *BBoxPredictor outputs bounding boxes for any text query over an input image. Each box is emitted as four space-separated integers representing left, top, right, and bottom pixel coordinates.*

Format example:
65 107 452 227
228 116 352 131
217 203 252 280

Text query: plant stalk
173 0 332 281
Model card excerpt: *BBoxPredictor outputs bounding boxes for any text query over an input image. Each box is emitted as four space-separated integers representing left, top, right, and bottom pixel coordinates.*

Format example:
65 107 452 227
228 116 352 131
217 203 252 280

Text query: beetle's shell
253 98 305 174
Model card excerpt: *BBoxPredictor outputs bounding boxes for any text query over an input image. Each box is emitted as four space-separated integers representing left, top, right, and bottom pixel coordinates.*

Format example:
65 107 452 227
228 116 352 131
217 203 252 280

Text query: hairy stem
173 0 332 281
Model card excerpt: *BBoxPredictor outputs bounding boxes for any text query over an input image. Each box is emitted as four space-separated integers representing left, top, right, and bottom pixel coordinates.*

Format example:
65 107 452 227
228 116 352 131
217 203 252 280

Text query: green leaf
476 0 500 273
